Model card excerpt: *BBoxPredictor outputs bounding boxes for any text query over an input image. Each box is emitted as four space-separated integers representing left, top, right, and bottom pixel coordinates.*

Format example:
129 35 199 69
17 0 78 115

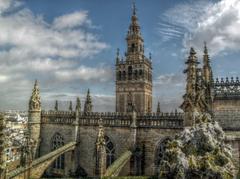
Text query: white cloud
160 0 240 56
155 73 185 86
0 0 110 110
53 11 92 29
187 0 240 56
0 0 21 13
0 75 8 83
158 0 211 42
54 65 113 82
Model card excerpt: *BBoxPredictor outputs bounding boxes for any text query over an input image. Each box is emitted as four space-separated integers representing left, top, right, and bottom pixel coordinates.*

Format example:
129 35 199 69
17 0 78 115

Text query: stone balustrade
40 110 184 128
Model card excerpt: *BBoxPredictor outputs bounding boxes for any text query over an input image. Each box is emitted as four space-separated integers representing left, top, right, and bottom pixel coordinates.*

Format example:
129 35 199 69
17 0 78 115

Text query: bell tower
116 3 152 113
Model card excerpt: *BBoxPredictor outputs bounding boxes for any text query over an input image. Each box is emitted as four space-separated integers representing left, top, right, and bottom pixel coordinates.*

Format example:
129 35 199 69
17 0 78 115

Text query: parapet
41 110 75 124
214 77 240 100
40 110 183 128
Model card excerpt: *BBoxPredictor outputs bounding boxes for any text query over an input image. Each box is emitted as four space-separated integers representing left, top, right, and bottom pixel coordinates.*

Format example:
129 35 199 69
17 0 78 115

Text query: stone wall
78 126 132 176
39 109 240 177
137 128 182 175
39 123 75 176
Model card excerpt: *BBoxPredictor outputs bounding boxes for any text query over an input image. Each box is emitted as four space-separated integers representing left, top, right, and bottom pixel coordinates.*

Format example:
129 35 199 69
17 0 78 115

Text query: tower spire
116 48 120 64
202 42 214 111
76 97 81 112
115 1 152 113
29 80 41 112
126 1 145 61
55 100 58 111
84 89 93 113
157 101 161 114
203 42 213 83
69 101 73 111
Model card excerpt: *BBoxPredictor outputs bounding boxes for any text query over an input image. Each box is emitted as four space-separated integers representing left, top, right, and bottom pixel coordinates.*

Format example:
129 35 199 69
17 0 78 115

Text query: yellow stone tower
115 3 152 113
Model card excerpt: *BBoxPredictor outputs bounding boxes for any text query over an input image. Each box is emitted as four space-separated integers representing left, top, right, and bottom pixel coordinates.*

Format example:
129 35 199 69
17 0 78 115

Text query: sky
0 0 240 112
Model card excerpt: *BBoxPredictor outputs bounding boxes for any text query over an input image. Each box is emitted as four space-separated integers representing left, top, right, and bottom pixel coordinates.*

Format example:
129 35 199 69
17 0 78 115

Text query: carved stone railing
137 112 183 128
41 110 75 124
214 77 240 99
40 111 184 128
79 112 132 127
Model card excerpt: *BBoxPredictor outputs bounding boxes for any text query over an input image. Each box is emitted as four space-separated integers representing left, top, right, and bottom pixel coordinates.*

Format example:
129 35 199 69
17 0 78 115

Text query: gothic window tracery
155 137 171 175
118 71 122 81
123 71 126 80
134 70 138 80
51 133 65 170
105 136 115 167
131 43 135 52
139 69 143 79
128 66 133 80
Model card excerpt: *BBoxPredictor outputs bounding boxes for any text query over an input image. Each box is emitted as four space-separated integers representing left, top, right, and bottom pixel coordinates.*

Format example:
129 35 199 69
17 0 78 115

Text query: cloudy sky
0 0 239 112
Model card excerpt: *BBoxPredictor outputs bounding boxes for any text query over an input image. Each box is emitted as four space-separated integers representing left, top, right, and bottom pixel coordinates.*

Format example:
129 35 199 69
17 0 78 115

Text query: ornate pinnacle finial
34 79 38 87
117 48 120 57
76 97 81 112
69 101 73 111
157 101 161 114
55 100 58 111
204 41 208 54
190 47 196 55
132 1 136 16
96 118 105 147
29 80 41 111
84 89 93 113
116 48 120 64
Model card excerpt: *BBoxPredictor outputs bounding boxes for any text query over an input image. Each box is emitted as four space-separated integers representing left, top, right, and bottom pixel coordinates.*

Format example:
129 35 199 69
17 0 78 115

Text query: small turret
157 101 161 114
69 101 73 111
84 89 93 113
28 80 41 159
202 42 214 111
116 48 120 64
95 118 106 176
29 80 41 112
180 48 199 126
181 48 210 126
55 100 58 111
75 97 81 112
203 42 213 83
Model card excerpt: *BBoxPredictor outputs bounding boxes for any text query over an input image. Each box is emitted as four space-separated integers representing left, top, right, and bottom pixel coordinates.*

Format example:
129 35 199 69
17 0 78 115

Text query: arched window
139 69 143 79
134 70 138 80
130 144 145 176
128 66 132 80
51 133 65 170
118 71 122 81
122 71 126 80
155 137 171 175
131 43 135 52
105 136 115 167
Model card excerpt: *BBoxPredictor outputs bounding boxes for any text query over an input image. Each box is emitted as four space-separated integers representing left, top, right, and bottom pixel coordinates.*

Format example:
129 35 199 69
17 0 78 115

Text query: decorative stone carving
29 80 41 111
84 89 93 113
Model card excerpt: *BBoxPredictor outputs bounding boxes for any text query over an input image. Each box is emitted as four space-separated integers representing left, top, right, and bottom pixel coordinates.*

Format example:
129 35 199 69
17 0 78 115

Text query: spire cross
204 41 208 54
132 1 137 15
117 48 120 57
